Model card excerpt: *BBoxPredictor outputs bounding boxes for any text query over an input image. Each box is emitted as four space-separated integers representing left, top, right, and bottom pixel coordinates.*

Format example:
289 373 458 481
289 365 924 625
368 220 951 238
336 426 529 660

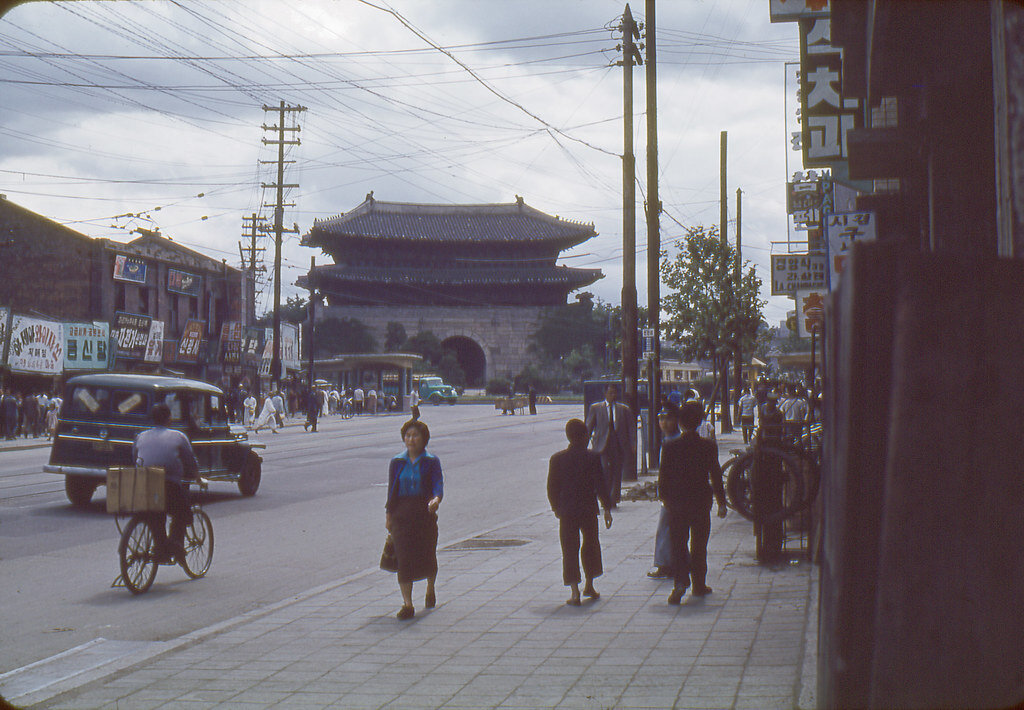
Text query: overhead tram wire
354 0 619 158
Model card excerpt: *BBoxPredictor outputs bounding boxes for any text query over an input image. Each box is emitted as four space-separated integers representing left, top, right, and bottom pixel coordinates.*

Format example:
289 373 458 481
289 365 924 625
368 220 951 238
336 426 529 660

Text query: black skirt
390 496 438 584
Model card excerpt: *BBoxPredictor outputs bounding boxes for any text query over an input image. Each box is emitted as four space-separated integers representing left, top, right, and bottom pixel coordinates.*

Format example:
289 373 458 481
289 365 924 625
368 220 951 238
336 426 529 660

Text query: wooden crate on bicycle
106 466 165 514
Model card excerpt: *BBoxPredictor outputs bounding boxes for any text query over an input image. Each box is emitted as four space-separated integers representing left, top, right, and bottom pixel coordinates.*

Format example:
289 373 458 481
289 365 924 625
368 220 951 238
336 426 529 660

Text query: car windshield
66 386 150 420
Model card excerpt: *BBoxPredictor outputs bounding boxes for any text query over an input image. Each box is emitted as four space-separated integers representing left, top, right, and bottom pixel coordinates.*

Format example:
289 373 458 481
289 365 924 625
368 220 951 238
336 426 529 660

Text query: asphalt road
0 403 584 676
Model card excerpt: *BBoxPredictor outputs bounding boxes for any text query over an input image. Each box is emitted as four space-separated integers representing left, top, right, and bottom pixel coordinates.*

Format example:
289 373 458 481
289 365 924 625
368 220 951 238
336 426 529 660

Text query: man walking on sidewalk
548 418 614 606
585 383 634 507
659 401 728 604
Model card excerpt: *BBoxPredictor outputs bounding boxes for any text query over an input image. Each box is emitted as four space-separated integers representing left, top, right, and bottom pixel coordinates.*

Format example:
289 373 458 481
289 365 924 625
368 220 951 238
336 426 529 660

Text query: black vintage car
44 373 264 506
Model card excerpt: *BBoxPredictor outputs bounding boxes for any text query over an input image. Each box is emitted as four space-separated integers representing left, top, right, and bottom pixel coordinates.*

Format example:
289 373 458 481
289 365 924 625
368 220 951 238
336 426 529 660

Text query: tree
313 316 376 357
436 351 466 389
661 225 765 428
254 294 308 327
403 330 443 368
384 321 407 352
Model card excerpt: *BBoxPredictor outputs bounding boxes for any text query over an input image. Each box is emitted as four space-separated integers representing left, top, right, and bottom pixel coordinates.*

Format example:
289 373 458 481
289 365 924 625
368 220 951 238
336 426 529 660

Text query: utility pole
307 256 316 390
619 3 642 428
734 188 744 403
261 100 305 392
239 213 266 328
645 0 661 468
719 130 733 432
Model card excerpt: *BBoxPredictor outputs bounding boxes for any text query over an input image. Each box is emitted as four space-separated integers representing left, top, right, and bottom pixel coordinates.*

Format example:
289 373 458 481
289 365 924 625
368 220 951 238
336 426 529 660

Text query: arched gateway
299 195 603 385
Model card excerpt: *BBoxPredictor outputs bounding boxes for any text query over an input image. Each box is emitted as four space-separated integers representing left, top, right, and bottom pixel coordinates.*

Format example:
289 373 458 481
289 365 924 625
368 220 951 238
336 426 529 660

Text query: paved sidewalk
14 428 818 710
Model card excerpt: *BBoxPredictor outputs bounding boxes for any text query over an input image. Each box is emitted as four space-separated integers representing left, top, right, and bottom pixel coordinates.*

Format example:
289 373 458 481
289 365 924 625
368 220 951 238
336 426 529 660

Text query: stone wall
317 304 545 383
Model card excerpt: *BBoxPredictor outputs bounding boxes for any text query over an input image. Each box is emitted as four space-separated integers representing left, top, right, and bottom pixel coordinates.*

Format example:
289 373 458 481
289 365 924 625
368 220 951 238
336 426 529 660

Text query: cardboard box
106 466 165 514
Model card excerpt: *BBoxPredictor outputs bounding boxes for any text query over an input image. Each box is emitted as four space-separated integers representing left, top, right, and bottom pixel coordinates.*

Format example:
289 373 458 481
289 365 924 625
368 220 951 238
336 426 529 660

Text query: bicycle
339 398 355 419
115 478 214 595
722 423 821 561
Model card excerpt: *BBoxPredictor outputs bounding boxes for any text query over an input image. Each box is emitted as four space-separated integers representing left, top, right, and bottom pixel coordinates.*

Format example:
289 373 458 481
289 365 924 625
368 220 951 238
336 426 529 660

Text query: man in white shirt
738 387 758 445
353 387 365 415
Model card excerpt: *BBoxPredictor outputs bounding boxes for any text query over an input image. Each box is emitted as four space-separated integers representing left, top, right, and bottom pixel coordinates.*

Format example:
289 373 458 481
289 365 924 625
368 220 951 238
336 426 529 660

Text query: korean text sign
826 211 876 289
7 316 64 374
64 322 109 370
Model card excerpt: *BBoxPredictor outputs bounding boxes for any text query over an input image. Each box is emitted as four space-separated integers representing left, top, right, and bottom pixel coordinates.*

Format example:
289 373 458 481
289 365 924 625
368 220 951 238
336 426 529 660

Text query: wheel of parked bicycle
118 516 159 595
725 445 807 525
179 506 214 579
340 403 355 419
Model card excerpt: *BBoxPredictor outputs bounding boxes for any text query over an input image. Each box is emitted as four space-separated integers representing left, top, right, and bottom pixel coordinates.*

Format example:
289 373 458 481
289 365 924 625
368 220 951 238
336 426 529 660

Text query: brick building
0 196 246 385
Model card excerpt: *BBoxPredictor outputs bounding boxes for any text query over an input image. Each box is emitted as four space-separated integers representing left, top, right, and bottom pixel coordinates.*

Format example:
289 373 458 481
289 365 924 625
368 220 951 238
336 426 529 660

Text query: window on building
188 296 198 318
139 288 150 315
114 283 126 311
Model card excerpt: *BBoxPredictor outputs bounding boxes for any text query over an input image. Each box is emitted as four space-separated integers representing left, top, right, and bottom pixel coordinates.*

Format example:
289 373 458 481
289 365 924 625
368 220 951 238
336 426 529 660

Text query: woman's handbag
380 535 398 573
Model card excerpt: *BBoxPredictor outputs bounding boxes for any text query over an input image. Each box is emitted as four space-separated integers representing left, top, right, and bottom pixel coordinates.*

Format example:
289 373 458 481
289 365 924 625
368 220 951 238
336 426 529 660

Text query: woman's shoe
425 590 436 609
668 587 686 605
397 605 414 620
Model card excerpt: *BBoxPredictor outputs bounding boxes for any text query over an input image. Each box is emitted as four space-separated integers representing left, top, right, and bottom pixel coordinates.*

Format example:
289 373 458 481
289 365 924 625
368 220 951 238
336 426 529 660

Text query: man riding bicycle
133 402 199 563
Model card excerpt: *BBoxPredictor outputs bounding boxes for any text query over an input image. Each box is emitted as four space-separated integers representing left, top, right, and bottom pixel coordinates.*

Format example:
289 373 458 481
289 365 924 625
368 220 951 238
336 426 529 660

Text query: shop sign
7 315 63 374
220 321 243 364
281 322 300 371
770 0 829 23
771 254 827 295
796 290 827 338
112 254 148 284
64 322 109 370
112 312 152 359
0 307 8 364
144 320 164 363
799 18 860 167
177 319 205 362
167 268 201 297
826 211 876 289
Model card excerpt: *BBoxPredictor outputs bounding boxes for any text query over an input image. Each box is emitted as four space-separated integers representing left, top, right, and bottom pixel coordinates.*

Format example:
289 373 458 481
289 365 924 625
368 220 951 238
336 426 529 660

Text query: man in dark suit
548 418 614 606
585 383 634 507
659 401 728 604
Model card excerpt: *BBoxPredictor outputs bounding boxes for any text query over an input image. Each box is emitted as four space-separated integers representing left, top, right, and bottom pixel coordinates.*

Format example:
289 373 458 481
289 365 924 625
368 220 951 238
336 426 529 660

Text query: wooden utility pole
307 256 316 390
734 187 745 402
261 100 305 391
239 213 266 329
719 130 733 432
645 0 662 468
620 4 642 426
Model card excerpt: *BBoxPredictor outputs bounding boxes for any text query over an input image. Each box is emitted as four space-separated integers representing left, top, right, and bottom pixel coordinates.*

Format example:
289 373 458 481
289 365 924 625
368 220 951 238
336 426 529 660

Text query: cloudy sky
0 0 801 325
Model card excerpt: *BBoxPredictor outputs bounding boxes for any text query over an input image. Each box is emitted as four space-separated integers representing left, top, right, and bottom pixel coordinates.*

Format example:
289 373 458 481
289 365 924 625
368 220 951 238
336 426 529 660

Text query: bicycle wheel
119 516 158 594
179 507 214 579
341 404 354 420
727 448 806 524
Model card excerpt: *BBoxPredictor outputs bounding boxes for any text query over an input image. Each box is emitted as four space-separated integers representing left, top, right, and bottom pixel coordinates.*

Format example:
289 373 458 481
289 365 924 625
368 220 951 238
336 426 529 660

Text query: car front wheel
237 452 262 496
66 475 97 507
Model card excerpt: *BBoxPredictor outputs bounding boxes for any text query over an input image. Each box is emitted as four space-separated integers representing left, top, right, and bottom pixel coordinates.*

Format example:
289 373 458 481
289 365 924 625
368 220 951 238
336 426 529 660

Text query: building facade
0 196 246 388
300 194 603 385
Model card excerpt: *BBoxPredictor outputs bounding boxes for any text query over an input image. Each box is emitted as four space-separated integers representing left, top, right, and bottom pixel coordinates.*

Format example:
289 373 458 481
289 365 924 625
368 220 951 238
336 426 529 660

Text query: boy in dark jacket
548 418 614 606
658 401 728 604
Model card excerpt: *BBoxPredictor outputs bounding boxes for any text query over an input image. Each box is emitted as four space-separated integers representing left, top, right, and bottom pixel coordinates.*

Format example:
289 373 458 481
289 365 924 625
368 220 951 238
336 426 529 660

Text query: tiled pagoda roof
304 264 603 289
303 194 596 248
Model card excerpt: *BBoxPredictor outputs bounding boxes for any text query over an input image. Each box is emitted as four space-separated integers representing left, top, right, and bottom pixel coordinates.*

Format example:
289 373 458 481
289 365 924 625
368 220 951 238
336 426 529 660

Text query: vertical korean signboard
177 319 205 363
7 316 64 374
144 320 164 363
826 211 877 289
799 17 860 168
64 322 109 371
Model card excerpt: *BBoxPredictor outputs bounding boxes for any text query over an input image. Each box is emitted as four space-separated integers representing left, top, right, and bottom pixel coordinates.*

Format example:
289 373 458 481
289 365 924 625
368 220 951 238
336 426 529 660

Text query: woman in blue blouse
386 419 443 620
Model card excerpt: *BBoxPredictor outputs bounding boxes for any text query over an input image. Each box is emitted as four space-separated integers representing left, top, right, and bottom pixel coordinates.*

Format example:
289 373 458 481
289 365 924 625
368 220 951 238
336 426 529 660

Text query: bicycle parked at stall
722 421 821 560
115 477 214 595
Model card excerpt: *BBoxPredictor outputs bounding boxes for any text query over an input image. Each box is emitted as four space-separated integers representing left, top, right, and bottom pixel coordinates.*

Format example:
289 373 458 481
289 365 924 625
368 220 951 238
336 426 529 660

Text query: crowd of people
0 389 62 440
216 383 407 435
